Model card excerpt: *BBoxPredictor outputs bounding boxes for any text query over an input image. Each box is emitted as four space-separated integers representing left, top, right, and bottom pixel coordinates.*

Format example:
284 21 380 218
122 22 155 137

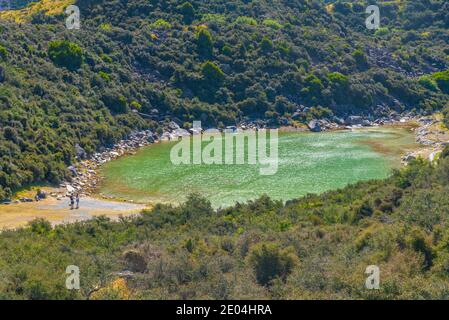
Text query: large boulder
75 144 87 160
168 121 180 130
308 120 321 132
172 128 190 138
68 166 78 177
345 116 363 126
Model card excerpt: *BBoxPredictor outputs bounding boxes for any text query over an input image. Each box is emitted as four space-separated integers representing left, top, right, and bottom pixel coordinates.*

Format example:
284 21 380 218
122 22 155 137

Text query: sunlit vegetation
0 0 74 22
0 148 448 299
0 0 448 198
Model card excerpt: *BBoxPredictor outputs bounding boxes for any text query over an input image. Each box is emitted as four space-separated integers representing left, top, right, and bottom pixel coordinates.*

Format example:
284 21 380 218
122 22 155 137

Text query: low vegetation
0 146 448 299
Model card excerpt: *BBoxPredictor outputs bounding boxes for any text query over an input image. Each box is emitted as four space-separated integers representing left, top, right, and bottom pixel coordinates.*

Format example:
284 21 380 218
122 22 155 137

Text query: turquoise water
99 128 416 208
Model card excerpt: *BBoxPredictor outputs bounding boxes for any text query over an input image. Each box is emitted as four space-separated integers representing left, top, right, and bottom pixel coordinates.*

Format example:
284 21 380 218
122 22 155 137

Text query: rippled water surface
99 128 416 207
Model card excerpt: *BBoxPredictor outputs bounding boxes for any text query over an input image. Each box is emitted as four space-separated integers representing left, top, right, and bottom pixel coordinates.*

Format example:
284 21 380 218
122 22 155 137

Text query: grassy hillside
0 0 448 198
0 146 448 299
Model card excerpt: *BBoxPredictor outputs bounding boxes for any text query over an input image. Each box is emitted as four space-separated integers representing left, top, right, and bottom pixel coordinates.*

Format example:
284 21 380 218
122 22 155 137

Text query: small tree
197 29 213 57
201 61 225 88
48 40 83 71
328 72 349 88
101 91 128 114
0 45 7 61
432 70 449 94
248 242 298 286
352 49 368 69
177 2 195 24
260 36 273 53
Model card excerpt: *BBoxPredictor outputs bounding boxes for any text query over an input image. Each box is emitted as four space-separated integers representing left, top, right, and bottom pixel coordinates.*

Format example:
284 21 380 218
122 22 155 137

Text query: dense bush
47 40 83 71
432 70 449 94
248 242 298 286
0 0 448 199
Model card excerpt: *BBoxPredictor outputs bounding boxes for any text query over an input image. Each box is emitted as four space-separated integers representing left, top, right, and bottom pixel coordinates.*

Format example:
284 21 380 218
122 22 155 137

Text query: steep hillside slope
0 0 448 199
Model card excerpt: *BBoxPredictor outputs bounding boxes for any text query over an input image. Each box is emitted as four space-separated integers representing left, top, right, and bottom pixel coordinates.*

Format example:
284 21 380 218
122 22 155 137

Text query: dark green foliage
352 49 368 69
432 70 449 94
197 29 213 57
47 40 83 71
101 91 128 114
201 61 224 85
260 36 273 53
248 242 298 286
0 45 7 61
177 2 195 24
0 0 448 299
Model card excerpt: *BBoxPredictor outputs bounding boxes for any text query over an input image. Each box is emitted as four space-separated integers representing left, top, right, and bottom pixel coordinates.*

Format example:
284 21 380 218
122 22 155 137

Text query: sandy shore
0 196 146 230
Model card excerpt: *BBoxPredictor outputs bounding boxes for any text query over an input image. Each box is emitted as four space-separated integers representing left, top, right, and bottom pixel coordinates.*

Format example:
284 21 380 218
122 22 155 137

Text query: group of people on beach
69 193 80 210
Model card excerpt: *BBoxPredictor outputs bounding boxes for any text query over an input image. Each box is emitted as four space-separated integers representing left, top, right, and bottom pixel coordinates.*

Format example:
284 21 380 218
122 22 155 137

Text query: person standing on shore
69 193 74 210
76 193 80 209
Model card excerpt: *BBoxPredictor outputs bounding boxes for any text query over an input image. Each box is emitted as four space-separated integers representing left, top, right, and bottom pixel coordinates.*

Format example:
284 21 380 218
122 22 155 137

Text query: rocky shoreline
401 116 449 164
6 115 449 205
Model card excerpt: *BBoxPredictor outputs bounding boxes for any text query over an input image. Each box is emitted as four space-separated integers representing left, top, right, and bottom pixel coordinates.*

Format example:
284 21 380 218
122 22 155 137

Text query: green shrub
419 76 438 91
150 19 172 30
177 2 195 24
235 16 257 26
0 45 7 61
201 61 225 87
101 92 128 114
248 242 298 286
29 218 52 235
328 72 349 87
262 19 282 29
47 40 83 71
197 29 213 57
200 14 226 24
375 27 389 36
352 49 368 67
260 36 273 53
431 70 449 94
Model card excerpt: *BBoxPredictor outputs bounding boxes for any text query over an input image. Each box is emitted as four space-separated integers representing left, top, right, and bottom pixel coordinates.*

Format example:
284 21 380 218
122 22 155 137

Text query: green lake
99 128 417 208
